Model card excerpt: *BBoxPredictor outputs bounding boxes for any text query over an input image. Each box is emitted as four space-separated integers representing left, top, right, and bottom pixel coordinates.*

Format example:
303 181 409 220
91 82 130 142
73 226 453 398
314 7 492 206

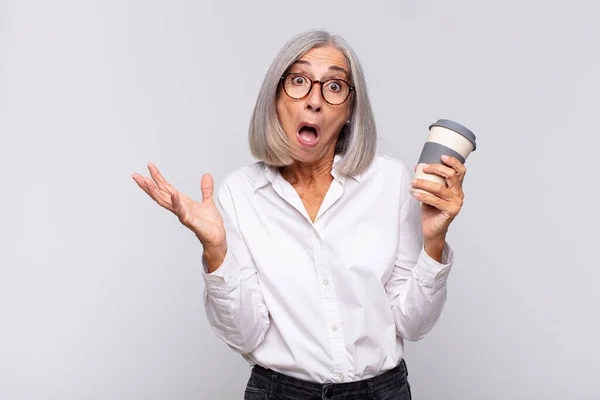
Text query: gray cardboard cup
409 119 477 196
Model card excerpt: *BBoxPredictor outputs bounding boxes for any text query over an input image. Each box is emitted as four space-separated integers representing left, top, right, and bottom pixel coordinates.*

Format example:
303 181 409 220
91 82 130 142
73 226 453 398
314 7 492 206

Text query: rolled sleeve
201 250 242 295
200 179 271 354
412 242 454 291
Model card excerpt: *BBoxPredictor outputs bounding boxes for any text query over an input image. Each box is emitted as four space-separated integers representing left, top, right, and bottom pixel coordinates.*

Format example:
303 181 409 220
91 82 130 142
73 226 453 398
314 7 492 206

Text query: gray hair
248 29 377 176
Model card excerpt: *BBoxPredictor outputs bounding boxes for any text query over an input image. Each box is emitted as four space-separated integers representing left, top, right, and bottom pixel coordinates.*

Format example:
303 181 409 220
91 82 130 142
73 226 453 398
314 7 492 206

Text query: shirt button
331 325 338 332
323 279 329 285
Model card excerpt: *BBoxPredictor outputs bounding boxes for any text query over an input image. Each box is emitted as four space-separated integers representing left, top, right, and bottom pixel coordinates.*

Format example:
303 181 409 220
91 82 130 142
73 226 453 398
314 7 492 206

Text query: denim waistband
249 359 408 398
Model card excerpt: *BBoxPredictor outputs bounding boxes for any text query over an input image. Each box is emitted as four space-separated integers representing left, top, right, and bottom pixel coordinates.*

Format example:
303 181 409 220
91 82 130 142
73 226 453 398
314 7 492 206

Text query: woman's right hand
132 164 226 253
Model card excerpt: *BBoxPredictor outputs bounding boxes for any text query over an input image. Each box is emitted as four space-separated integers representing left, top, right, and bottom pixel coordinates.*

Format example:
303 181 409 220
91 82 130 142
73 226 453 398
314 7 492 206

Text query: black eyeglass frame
280 73 355 105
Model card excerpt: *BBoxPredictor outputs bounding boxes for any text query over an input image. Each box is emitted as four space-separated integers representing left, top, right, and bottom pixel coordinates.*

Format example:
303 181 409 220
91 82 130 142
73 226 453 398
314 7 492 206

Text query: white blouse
202 154 454 383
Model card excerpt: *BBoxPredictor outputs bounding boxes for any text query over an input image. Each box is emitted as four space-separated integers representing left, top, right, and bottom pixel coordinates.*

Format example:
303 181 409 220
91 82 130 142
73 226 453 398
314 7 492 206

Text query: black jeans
244 359 412 400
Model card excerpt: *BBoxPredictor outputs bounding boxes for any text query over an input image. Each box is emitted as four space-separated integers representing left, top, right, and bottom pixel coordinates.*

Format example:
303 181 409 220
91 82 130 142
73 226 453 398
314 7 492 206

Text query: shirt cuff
201 250 241 294
412 241 454 290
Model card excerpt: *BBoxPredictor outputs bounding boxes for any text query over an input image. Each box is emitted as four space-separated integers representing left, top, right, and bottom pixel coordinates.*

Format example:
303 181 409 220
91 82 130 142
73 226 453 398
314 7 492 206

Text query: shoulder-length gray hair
249 30 377 176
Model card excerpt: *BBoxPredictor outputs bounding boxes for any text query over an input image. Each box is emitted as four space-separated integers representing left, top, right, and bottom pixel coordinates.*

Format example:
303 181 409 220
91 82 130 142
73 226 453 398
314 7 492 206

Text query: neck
280 151 336 187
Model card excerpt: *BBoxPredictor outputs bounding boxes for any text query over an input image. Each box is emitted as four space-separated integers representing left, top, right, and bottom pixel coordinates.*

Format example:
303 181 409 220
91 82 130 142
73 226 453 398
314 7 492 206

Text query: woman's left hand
410 155 466 242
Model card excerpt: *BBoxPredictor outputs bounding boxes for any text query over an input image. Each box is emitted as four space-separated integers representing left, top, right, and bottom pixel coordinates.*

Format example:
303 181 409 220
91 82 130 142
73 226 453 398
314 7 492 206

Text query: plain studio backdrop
1 0 599 399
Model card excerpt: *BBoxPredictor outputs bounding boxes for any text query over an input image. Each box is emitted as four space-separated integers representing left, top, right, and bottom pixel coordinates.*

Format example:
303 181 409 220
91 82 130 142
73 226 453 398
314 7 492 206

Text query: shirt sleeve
384 162 455 341
201 181 270 354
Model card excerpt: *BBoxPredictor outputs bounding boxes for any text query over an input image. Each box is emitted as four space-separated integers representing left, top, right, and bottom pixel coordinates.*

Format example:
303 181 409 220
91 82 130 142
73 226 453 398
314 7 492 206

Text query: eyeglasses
280 73 355 105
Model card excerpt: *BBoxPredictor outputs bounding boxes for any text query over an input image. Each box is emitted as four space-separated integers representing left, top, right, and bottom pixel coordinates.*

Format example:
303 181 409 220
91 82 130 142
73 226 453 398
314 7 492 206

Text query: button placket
312 224 346 382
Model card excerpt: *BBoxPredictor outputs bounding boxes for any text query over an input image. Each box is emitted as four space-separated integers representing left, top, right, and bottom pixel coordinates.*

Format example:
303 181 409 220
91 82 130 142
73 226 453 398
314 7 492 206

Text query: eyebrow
292 60 349 78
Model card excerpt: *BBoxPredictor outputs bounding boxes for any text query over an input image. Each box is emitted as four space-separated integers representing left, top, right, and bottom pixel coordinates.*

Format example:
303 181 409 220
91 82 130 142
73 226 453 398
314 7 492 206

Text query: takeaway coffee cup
409 119 477 196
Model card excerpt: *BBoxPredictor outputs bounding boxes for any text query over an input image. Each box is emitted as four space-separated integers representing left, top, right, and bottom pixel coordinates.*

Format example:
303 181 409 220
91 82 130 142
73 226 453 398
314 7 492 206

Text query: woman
132 30 466 400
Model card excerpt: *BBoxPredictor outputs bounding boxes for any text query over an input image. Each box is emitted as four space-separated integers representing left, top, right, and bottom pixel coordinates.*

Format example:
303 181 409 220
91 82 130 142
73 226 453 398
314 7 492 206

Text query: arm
131 165 270 353
384 165 454 341
201 182 270 354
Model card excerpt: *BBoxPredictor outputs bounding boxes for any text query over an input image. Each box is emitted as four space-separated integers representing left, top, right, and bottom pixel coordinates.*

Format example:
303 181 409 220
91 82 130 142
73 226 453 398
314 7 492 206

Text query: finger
412 190 459 215
413 191 462 221
132 174 151 196
411 178 453 201
145 165 177 203
441 155 467 179
171 189 184 215
133 174 165 202
422 163 463 193
201 174 214 202
143 176 175 212
414 189 463 215
412 190 448 210
170 190 193 226
142 176 159 200
148 163 174 192
422 163 457 181
133 171 177 213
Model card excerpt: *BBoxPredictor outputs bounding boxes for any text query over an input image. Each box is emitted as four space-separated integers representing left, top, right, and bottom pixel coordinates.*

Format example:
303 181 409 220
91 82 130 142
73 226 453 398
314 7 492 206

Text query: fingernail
411 179 417 185
441 155 449 161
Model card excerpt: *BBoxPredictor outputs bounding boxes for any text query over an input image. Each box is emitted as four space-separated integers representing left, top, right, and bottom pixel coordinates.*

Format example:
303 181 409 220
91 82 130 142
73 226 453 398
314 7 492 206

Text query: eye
291 75 307 85
326 81 343 92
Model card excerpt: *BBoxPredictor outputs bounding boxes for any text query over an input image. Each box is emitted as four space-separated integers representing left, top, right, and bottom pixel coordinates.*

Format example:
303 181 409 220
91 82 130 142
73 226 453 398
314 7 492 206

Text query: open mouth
297 123 320 148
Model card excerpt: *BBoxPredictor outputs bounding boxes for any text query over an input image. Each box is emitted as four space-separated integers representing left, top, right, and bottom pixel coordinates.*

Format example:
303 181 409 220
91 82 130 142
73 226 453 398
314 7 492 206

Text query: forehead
294 46 349 74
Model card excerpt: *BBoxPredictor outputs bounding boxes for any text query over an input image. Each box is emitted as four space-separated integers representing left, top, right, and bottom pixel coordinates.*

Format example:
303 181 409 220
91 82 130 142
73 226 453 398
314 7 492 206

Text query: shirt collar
332 154 362 183
253 154 361 192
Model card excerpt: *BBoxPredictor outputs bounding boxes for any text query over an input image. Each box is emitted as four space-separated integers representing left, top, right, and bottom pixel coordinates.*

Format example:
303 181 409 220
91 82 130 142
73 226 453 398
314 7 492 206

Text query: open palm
132 164 225 248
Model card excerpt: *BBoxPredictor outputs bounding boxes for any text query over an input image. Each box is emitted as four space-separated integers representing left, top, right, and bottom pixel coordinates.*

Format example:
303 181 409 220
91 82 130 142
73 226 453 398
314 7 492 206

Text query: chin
290 150 318 164
290 146 332 165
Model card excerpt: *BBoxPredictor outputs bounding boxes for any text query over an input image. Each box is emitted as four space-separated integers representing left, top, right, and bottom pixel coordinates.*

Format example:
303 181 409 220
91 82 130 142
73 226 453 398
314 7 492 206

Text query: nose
305 82 323 112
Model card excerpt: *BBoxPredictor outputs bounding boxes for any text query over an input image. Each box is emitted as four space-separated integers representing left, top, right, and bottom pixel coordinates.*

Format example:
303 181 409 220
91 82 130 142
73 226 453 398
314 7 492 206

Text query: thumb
201 173 214 202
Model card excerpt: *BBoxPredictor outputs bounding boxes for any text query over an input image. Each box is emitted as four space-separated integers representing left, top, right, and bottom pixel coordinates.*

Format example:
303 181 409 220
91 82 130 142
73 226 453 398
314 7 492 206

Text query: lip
296 122 321 135
296 122 321 148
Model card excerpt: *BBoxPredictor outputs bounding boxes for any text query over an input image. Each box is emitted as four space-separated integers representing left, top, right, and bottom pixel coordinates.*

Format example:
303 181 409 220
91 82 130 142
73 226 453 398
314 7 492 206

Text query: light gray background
1 0 599 399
